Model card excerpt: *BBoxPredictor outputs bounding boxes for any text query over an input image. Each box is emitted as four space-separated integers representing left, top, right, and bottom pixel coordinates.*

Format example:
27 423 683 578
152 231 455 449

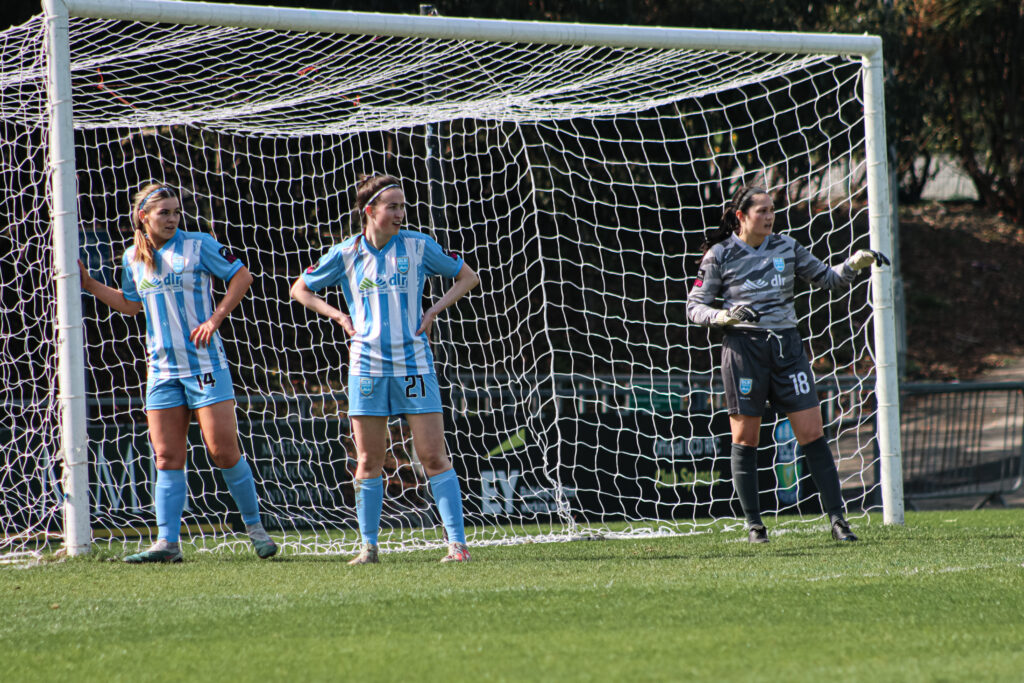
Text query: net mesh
1 12 882 558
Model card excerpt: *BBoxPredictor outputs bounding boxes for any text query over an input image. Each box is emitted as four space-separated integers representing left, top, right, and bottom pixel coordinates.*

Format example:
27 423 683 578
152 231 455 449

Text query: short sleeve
121 252 141 302
198 234 245 281
421 236 463 278
302 244 348 292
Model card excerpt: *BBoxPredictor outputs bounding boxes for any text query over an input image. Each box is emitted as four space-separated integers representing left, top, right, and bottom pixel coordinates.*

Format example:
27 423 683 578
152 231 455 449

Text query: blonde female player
686 185 889 544
291 173 479 564
80 183 277 562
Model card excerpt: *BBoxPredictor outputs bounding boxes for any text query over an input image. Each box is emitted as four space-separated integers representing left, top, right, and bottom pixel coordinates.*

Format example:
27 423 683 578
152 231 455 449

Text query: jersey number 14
195 372 218 389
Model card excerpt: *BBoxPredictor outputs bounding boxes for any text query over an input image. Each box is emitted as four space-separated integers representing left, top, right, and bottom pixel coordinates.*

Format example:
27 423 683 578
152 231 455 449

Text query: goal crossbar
62 0 883 56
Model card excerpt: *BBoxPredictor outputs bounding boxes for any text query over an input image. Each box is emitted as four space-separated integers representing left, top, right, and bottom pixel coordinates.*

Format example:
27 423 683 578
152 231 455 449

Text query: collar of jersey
153 229 184 254
362 231 398 256
731 232 770 254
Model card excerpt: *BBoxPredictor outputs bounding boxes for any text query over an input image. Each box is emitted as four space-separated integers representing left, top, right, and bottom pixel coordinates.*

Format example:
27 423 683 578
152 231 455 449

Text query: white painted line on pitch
805 562 1016 582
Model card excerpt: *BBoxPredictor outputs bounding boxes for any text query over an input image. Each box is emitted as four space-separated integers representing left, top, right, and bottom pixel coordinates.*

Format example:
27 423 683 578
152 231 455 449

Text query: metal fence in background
901 382 1024 508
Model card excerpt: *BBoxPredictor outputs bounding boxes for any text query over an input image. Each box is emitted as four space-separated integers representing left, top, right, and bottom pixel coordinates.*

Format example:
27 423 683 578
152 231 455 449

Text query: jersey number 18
788 372 810 395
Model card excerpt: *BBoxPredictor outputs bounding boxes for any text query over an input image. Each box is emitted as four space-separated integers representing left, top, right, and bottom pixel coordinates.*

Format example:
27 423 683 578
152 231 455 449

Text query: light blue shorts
348 373 442 417
146 367 235 411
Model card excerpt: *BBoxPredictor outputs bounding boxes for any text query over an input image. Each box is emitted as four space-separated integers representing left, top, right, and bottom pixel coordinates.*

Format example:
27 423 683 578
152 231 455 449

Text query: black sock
802 436 844 519
730 443 762 526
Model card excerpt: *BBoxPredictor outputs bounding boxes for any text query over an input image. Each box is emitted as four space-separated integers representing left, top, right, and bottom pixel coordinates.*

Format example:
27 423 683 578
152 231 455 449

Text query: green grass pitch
2 510 1022 682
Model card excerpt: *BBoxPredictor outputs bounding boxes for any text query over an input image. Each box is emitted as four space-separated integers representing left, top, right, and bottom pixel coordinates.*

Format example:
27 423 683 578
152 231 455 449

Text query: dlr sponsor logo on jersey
139 272 184 294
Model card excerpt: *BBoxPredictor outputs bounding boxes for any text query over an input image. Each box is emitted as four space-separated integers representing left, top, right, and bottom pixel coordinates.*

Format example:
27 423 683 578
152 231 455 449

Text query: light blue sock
155 469 187 543
221 458 261 526
354 476 383 546
429 468 466 545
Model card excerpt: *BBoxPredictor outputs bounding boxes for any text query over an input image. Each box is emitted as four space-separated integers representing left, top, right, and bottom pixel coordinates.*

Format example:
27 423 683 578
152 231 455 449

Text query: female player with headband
291 173 480 564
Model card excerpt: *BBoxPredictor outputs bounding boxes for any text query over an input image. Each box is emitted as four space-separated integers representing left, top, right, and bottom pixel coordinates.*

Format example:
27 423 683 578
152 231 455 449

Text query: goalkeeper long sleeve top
686 233 857 331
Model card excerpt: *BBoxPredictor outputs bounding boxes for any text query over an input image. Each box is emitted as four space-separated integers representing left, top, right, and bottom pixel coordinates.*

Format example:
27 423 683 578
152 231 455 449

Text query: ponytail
700 185 768 256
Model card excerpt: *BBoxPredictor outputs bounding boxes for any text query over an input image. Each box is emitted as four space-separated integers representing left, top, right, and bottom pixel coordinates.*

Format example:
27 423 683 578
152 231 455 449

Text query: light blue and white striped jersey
121 230 244 379
302 229 464 377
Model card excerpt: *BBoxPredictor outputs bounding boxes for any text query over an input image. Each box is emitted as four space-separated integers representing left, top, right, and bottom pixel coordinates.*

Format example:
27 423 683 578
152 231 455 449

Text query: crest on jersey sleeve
396 256 410 274
739 378 753 395
305 255 324 274
359 377 374 396
218 246 238 264
694 267 706 288
772 257 785 273
172 255 185 274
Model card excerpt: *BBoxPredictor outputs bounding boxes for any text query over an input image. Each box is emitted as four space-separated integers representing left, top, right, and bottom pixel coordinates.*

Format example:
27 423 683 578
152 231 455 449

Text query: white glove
846 249 891 271
714 304 761 326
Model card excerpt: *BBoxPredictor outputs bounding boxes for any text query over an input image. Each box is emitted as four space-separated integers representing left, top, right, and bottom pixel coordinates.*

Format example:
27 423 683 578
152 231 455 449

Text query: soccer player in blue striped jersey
686 185 889 544
80 183 277 563
291 174 479 564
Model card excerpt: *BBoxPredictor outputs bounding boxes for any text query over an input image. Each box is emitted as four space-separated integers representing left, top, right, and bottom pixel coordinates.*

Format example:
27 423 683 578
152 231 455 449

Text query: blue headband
364 183 400 210
139 187 170 210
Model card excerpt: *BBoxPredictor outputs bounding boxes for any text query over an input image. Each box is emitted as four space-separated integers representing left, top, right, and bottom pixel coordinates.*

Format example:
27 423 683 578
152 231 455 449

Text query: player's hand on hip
334 312 356 336
846 249 890 270
416 308 437 336
714 304 761 326
189 319 220 348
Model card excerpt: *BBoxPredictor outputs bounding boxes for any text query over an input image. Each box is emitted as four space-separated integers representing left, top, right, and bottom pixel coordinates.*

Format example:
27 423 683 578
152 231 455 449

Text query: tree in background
917 0 1023 223
818 2 945 205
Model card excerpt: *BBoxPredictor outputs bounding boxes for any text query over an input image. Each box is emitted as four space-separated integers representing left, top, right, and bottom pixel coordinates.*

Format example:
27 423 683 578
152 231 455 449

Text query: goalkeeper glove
846 249 891 270
714 304 761 326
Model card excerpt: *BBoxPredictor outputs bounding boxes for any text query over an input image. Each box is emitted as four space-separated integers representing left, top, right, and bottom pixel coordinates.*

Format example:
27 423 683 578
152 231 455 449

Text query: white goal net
0 3 898 560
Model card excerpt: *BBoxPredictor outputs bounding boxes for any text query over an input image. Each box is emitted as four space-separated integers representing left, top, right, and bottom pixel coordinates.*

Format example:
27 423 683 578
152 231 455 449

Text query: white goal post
6 0 902 559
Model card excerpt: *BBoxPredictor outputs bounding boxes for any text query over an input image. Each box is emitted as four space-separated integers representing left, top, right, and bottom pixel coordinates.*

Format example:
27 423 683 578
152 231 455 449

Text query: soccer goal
0 0 902 560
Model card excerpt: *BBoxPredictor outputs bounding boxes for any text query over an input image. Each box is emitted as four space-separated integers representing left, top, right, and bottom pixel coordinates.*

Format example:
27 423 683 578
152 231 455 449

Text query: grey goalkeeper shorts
721 327 820 417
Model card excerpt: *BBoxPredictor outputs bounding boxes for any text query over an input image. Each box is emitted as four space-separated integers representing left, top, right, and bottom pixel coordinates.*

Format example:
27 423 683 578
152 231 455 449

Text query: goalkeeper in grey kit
686 185 889 543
